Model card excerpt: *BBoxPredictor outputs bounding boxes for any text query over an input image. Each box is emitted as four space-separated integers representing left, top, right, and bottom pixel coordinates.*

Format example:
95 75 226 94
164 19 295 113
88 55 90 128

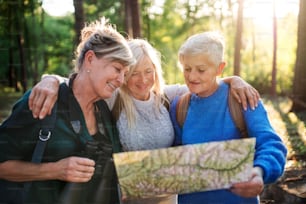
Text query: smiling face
181 53 225 97
126 56 155 100
88 51 129 99
178 31 226 97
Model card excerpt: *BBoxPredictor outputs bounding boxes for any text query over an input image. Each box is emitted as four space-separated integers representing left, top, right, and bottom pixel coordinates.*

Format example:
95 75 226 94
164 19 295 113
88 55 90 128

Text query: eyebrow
194 64 208 68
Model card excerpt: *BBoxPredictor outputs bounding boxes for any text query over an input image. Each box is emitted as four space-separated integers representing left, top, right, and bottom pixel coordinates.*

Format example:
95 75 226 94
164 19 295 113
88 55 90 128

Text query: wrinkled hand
29 76 60 119
230 167 264 198
55 156 95 183
230 76 260 111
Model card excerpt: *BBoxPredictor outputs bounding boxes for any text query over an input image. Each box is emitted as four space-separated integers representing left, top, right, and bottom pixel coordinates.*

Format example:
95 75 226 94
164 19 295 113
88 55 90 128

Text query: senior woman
0 17 135 204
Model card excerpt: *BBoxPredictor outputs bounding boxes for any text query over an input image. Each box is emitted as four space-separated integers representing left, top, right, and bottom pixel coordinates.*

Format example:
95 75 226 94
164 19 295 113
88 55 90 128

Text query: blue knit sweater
170 81 287 204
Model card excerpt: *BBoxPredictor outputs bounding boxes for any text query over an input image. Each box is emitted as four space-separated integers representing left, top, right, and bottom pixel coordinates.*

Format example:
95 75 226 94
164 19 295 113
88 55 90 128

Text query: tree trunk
124 0 141 38
233 0 243 76
291 0 306 112
73 0 84 45
17 34 27 93
17 0 27 93
124 0 133 37
130 0 141 38
271 0 277 97
30 0 38 85
8 2 18 91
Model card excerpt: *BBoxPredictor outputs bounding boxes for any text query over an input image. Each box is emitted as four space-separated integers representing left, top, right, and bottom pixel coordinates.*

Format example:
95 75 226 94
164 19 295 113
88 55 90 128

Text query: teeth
107 82 116 90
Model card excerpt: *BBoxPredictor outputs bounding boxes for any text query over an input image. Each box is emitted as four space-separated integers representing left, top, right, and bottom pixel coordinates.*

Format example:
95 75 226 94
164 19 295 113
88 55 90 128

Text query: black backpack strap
31 103 58 163
23 102 58 200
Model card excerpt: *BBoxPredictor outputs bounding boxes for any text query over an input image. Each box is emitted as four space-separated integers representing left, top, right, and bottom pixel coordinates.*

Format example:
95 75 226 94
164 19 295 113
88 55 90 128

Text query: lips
188 81 199 87
135 84 149 91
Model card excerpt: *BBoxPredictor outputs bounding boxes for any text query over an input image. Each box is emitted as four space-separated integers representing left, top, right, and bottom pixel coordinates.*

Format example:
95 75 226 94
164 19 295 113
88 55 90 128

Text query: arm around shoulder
29 74 66 119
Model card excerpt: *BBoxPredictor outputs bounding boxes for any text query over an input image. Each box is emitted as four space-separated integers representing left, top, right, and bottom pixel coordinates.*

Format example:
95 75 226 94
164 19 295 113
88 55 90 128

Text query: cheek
126 78 136 89
149 74 155 84
183 71 188 78
184 72 191 83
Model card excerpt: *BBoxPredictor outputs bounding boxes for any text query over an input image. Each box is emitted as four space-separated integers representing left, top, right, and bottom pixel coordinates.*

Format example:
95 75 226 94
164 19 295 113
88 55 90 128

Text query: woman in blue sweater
170 31 287 204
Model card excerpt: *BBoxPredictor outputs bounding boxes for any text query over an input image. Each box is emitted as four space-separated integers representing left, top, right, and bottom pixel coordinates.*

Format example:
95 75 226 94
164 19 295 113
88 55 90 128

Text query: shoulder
164 84 188 101
219 80 229 91
0 90 37 128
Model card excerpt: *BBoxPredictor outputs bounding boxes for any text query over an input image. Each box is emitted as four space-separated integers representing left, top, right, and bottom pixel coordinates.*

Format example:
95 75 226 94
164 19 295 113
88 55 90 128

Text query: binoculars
59 140 118 204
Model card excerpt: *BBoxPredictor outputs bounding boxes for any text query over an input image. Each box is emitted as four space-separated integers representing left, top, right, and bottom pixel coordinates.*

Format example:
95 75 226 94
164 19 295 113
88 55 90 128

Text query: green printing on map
113 138 256 199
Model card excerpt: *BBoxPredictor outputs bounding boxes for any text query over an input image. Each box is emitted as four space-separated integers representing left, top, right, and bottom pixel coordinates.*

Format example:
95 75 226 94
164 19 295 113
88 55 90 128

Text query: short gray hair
178 31 225 67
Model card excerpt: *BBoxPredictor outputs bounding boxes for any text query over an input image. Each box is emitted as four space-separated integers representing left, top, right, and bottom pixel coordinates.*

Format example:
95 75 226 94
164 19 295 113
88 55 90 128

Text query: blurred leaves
0 0 298 95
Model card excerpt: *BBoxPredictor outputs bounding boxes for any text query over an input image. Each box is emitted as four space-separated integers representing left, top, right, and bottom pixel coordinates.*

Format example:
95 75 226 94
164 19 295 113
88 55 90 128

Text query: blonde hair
74 17 135 72
113 39 168 128
178 31 225 69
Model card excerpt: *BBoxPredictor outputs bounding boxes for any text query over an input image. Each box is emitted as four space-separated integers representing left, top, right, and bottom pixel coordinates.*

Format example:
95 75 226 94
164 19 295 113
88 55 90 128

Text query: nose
140 73 148 83
118 72 125 85
187 69 197 81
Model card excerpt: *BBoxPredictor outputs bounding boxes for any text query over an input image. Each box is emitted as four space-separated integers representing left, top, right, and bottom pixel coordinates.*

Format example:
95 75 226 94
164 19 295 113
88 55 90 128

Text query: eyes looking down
126 56 156 101
87 55 129 98
180 54 225 97
89 54 156 101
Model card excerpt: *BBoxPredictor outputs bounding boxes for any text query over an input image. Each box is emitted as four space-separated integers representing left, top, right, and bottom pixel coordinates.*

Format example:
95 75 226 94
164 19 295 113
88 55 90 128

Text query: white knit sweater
106 84 187 204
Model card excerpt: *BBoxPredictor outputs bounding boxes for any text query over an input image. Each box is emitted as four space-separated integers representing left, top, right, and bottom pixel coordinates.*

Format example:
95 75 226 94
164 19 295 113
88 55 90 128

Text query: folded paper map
113 138 255 199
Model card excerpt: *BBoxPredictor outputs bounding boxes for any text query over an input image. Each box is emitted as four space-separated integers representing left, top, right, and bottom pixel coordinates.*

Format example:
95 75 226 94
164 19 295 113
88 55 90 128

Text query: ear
217 62 226 76
84 50 95 66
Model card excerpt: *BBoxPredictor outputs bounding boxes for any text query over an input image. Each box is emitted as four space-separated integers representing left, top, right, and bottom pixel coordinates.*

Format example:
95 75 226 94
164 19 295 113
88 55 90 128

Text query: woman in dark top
0 17 135 204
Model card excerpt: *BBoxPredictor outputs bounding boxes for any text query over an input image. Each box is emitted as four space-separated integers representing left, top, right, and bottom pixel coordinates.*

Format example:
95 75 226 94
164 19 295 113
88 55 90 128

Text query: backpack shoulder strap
176 92 191 127
31 102 58 163
24 101 58 198
228 91 248 138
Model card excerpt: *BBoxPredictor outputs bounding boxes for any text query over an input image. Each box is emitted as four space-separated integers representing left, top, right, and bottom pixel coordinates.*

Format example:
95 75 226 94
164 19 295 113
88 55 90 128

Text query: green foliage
140 0 297 95
84 0 125 31
41 16 74 76
0 0 298 95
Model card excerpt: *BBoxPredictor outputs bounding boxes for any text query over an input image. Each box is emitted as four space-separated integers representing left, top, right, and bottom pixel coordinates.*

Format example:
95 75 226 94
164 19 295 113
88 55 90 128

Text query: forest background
0 0 302 97
0 0 306 202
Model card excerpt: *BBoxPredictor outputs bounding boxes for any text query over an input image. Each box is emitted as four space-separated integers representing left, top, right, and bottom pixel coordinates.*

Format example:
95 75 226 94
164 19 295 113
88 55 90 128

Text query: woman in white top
28 39 259 204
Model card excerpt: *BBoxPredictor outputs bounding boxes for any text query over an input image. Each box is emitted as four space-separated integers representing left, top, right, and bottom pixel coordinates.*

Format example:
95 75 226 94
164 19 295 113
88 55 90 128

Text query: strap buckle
39 129 51 141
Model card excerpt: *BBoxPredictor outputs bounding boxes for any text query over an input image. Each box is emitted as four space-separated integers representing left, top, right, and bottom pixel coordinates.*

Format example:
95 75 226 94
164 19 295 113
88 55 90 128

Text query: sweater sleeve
244 100 287 184
164 84 188 102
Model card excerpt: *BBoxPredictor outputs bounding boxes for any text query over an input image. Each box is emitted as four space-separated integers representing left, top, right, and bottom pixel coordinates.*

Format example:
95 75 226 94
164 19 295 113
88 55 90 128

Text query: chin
101 92 113 99
188 88 198 94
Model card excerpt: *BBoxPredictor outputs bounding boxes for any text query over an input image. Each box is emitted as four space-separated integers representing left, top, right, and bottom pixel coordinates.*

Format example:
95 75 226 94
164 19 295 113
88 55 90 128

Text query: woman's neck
71 73 98 135
72 74 97 107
